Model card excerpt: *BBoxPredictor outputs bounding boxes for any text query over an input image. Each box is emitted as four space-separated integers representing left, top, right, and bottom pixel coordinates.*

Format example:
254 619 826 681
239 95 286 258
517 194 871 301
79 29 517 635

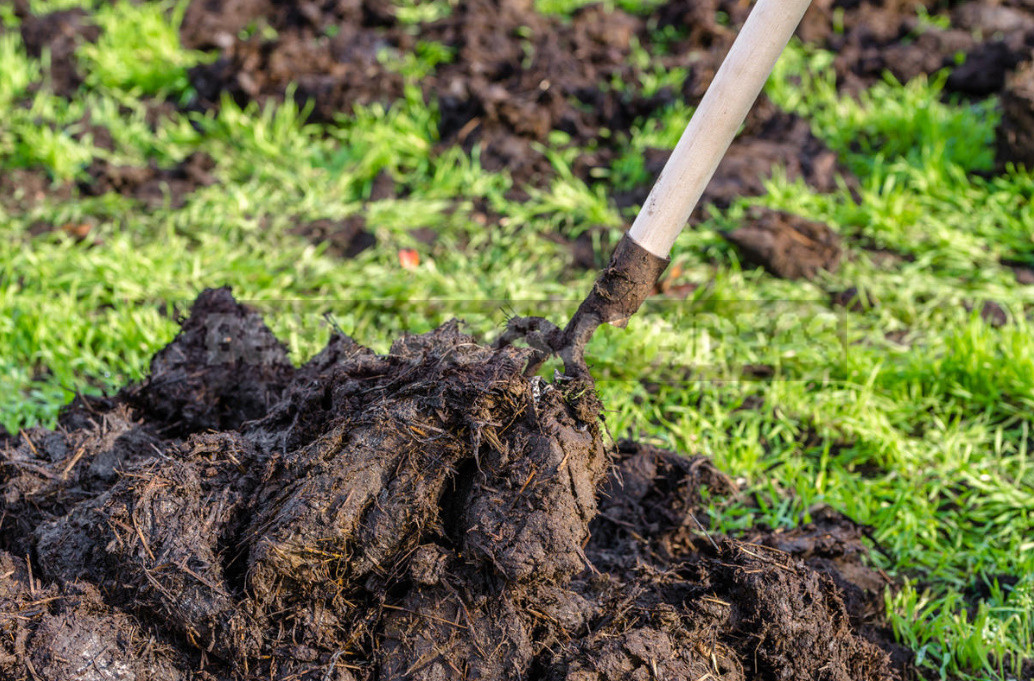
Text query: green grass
1 3 1033 679
77 0 206 100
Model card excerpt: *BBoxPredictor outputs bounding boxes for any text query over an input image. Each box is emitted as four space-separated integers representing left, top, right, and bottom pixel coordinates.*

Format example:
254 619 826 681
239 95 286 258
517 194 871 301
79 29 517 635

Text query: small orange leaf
398 249 420 270
62 222 92 240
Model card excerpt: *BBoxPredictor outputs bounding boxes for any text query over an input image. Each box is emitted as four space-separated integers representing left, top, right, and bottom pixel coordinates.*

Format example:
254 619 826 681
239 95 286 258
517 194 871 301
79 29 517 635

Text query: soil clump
998 61 1034 169
290 216 379 259
14 5 100 97
78 152 217 209
722 207 842 280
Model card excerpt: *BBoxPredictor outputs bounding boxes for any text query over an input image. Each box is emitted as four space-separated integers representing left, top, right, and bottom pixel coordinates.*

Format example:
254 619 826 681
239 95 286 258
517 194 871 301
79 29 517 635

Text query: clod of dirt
367 169 397 201
179 0 274 51
964 300 1010 327
123 287 294 436
740 506 915 676
573 443 904 681
0 169 72 213
947 39 1032 97
1 289 908 680
722 208 842 280
834 24 973 95
1013 266 1034 285
17 8 100 98
429 0 658 187
832 286 877 312
69 110 115 153
800 0 1034 98
951 3 1034 36
78 152 217 209
587 440 737 570
183 0 408 124
998 61 1034 168
0 405 165 559
801 0 963 94
290 215 377 259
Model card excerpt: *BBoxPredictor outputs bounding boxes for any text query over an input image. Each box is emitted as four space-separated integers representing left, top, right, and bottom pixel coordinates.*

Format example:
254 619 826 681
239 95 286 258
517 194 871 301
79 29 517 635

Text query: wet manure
1 289 909 680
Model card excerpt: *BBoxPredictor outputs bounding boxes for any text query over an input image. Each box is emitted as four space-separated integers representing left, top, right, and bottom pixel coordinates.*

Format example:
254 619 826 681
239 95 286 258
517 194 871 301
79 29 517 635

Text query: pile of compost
1 288 911 680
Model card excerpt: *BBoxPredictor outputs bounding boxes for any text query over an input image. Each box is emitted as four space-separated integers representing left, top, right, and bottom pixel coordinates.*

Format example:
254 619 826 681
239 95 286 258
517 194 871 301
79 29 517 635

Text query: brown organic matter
9 0 1034 217
15 6 100 97
0 288 912 680
998 61 1034 168
0 553 190 681
78 152 217 209
615 96 847 215
723 207 842 280
290 215 378 259
173 0 1034 204
177 0 854 198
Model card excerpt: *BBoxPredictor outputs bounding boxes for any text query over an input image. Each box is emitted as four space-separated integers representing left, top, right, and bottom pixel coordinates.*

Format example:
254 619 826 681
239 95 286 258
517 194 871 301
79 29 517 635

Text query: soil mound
0 288 911 679
722 207 842 280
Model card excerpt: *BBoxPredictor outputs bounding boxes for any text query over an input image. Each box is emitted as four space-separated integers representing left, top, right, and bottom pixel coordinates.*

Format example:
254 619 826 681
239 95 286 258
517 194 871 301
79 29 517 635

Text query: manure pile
2 289 910 680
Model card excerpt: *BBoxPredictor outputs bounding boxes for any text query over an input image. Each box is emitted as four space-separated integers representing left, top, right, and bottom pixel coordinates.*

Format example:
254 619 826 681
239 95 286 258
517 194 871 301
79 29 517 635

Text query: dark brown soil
7 0 1033 213
998 61 1034 168
178 0 855 196
182 0 407 123
964 300 1010 327
1012 265 1034 285
14 5 100 97
614 95 846 217
722 207 842 280
175 0 1034 200
0 552 192 680
69 110 116 153
77 152 217 209
801 0 1034 97
832 286 877 312
290 215 378 259
0 168 72 213
0 288 911 680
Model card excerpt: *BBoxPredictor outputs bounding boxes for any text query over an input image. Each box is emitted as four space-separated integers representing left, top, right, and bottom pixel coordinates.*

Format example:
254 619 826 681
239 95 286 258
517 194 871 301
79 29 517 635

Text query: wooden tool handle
627 0 814 258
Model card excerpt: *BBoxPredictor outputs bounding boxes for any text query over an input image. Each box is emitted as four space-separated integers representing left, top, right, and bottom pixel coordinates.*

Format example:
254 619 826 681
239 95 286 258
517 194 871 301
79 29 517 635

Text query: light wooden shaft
627 0 813 258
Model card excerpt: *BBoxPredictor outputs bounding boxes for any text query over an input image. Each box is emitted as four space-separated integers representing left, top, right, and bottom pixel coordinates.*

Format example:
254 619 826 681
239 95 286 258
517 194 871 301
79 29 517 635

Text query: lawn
1 1 1033 678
